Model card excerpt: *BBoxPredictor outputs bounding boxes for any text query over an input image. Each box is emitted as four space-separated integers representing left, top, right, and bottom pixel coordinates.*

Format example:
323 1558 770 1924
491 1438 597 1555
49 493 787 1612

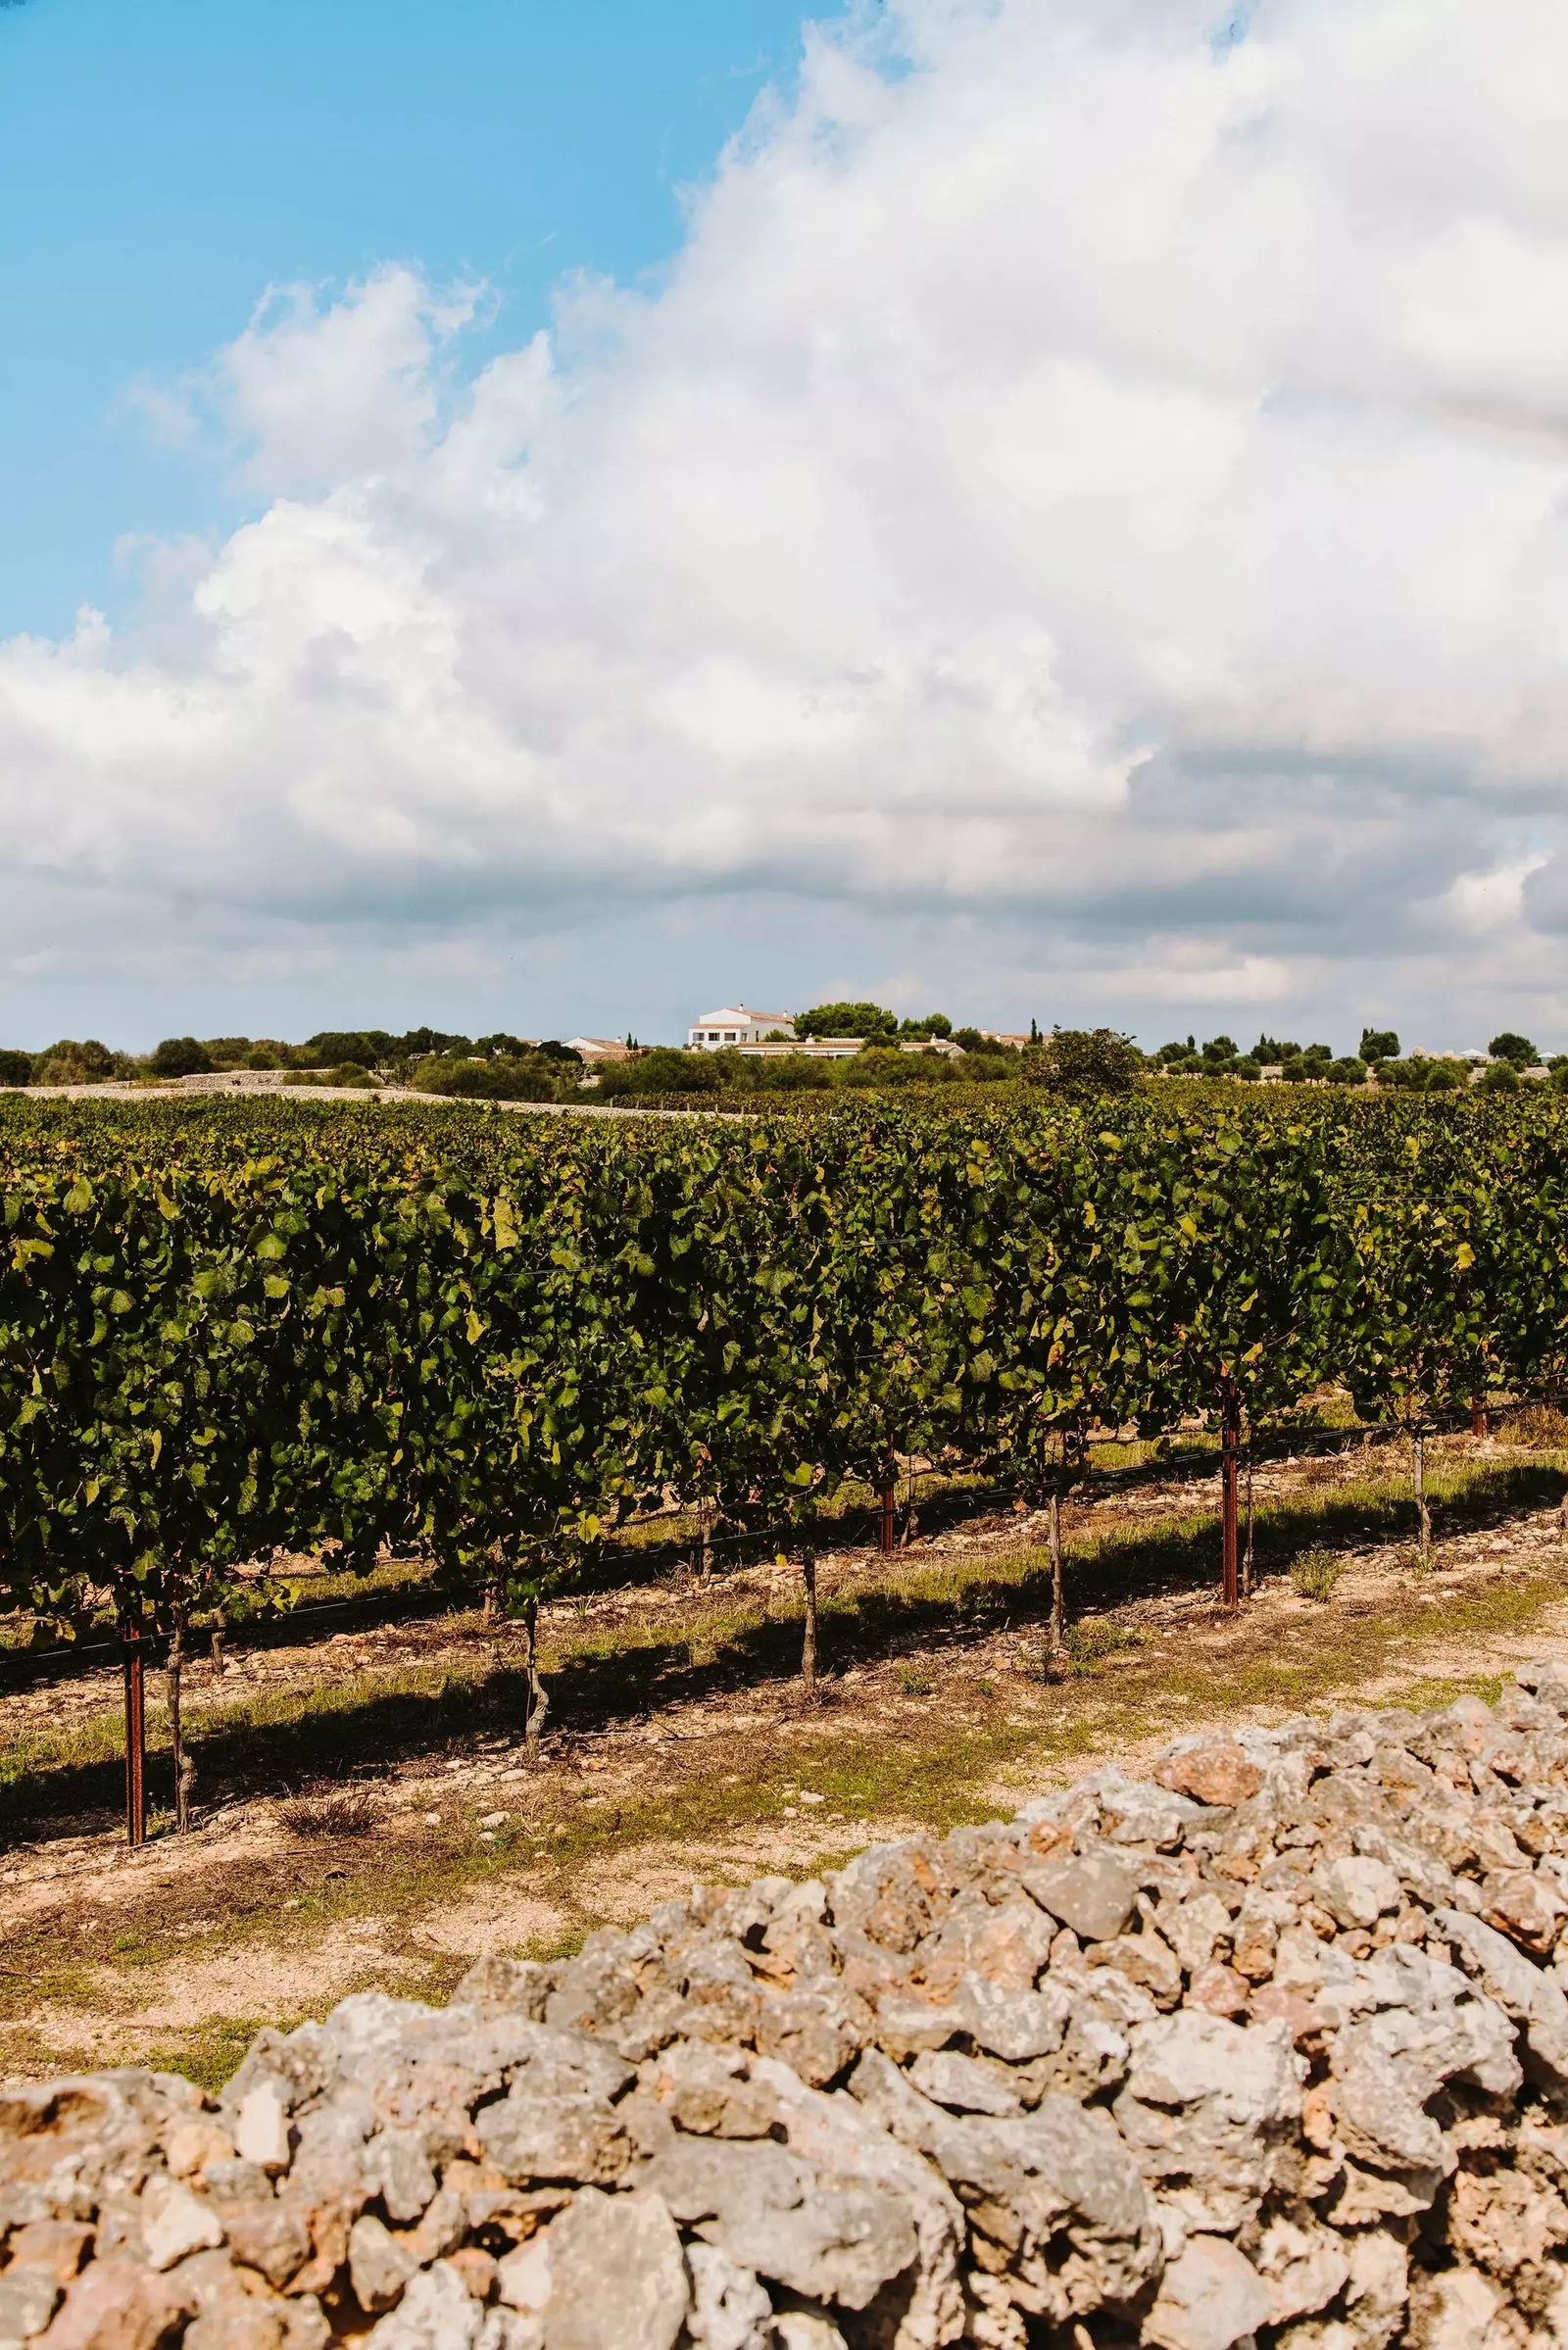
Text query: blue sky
1 0 1564 1055
0 0 823 637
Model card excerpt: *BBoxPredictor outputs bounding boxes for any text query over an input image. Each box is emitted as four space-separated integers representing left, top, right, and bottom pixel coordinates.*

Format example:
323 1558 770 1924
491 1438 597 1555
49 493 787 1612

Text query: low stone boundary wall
9 1669 1568 2347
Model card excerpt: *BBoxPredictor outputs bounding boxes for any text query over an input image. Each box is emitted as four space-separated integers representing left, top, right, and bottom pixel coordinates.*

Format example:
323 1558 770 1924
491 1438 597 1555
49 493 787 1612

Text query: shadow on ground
2 1462 1559 1846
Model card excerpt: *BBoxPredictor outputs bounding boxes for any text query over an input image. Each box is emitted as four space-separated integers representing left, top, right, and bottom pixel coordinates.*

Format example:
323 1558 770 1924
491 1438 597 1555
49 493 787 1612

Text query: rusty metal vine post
122 1615 147 1847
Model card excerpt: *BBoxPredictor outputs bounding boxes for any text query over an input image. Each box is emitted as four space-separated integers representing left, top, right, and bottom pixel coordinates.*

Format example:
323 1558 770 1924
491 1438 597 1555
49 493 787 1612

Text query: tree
898 1012 953 1039
0 1050 30 1086
1254 1038 1300 1063
1490 1033 1539 1069
34 1039 116 1085
1360 1030 1399 1063
1022 1028 1143 1096
795 1003 898 1040
152 1038 215 1080
1200 1037 1239 1066
598 1048 721 1096
1480 1060 1521 1093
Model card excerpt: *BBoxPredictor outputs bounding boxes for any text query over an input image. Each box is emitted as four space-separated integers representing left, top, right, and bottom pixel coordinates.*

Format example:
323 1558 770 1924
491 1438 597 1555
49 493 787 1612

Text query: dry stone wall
11 1672 1568 2349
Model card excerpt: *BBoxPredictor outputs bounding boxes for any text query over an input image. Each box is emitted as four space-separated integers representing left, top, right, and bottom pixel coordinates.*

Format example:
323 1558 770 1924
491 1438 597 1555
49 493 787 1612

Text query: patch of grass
896 1667 936 1696
1496 1404 1568 1446
1063 1618 1146 1674
1291 1549 1347 1601
275 1787 378 1838
1384 1670 1509 1714
142 2015 277 2096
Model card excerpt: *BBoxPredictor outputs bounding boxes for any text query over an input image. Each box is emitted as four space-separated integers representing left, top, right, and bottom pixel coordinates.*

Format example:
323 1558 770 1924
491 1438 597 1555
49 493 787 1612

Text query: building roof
693 1007 795 1028
565 1037 631 1060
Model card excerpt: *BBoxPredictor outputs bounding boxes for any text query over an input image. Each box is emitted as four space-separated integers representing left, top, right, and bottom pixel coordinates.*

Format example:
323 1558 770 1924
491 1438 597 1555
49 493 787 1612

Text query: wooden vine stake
1243 1444 1255 1601
122 1616 147 1849
879 1457 898 1557
1471 1395 1489 1441
521 1596 550 1758
1047 1487 1066 1660
168 1606 194 1834
1413 1427 1432 1559
801 1549 818 1699
1220 1386 1242 1608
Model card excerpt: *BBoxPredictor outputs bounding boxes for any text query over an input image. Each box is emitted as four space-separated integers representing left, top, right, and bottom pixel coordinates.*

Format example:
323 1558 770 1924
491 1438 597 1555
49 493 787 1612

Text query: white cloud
5 0 1568 1045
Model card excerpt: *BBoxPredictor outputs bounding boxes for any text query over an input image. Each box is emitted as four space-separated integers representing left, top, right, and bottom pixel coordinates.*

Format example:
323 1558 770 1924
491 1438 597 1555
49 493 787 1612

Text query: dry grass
274 1787 378 1838
1497 1404 1568 1446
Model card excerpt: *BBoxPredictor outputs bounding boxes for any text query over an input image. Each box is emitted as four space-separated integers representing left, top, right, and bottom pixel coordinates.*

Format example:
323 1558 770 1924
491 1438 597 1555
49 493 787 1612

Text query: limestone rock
531 2188 690 2350
1021 1846 1143 1943
1144 2233 1271 2350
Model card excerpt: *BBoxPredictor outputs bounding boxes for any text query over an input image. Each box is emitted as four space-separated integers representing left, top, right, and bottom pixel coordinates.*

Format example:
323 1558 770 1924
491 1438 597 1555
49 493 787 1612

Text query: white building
687 1006 796 1050
565 1036 632 1062
733 1038 861 1060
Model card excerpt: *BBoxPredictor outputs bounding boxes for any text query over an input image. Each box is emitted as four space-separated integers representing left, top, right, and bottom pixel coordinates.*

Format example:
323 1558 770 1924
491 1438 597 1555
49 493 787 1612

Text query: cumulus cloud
5 0 1568 1042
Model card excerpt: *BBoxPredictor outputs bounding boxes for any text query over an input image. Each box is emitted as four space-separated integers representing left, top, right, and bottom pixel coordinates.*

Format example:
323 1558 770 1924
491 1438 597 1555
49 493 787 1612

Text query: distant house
687 1006 797 1050
565 1037 632 1062
733 1038 861 1060
981 1031 1032 1050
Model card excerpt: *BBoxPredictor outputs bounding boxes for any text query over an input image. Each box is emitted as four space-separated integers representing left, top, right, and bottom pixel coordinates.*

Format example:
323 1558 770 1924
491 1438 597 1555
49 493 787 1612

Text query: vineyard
3 1086 1568 1854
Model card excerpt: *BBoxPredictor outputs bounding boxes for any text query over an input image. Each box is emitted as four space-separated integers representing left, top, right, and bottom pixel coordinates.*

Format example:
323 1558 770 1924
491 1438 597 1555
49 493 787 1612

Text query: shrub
617 1049 723 1096
1291 1548 1346 1601
0 1049 31 1086
151 1036 215 1079
838 1049 929 1090
752 1054 833 1092
1021 1028 1143 1097
1497 1404 1568 1446
34 1038 116 1085
1063 1619 1145 1673
1423 1059 1466 1091
416 1055 559 1102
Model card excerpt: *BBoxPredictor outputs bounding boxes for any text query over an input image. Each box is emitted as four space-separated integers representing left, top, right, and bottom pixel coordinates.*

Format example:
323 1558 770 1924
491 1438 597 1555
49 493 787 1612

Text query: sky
2 0 1567 1054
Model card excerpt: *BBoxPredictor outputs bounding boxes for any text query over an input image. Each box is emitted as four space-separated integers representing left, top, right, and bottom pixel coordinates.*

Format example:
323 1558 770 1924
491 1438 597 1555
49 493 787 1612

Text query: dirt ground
3 1430 1566 2091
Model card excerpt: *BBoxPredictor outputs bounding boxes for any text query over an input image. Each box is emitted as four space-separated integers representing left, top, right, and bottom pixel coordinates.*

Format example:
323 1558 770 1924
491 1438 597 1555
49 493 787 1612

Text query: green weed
1291 1549 1347 1601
